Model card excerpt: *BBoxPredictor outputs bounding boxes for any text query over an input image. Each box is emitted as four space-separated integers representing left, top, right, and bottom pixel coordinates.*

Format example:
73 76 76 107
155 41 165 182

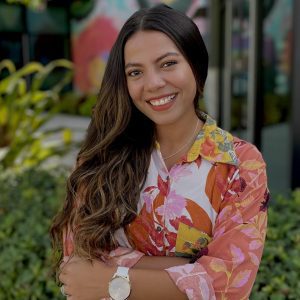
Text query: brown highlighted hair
51 4 208 262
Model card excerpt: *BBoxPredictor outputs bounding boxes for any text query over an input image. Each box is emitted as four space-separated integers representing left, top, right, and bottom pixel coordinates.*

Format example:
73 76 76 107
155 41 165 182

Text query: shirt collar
185 112 239 166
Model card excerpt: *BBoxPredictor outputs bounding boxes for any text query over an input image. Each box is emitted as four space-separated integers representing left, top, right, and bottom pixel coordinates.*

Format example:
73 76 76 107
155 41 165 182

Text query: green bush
0 165 299 299
0 59 74 170
59 91 97 117
251 190 300 299
0 167 66 299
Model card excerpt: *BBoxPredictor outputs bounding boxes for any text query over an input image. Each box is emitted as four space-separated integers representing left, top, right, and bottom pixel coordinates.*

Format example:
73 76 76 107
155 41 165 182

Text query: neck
156 112 202 153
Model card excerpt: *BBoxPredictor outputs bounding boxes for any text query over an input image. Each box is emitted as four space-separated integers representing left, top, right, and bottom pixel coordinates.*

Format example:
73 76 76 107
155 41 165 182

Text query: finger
59 272 68 284
60 284 71 298
63 286 71 296
59 260 67 271
66 256 92 268
68 255 83 263
103 257 117 267
59 256 71 275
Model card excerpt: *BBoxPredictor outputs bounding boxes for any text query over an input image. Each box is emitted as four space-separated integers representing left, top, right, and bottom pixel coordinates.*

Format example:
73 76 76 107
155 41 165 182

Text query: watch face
109 277 131 300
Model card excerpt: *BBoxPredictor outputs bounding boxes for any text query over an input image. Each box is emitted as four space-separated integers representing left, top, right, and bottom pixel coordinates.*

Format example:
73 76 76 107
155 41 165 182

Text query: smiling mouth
147 94 177 106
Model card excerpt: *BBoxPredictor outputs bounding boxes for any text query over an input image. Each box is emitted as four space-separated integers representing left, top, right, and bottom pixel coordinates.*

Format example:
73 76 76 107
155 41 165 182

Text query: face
124 30 197 127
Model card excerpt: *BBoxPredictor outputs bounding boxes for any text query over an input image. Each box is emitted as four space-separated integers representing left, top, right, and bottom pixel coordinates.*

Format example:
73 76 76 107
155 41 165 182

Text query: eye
127 70 142 77
162 61 177 68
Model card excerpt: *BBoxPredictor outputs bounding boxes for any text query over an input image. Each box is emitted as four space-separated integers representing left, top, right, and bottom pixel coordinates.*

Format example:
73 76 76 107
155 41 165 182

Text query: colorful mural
72 0 138 93
71 0 208 94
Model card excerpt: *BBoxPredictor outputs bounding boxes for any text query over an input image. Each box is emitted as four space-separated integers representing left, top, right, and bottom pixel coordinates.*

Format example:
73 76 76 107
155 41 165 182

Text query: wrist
108 266 131 300
92 261 116 298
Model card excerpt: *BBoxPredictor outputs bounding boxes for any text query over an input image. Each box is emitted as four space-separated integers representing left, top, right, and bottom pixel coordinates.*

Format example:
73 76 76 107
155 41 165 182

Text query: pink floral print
63 113 268 300
126 114 268 299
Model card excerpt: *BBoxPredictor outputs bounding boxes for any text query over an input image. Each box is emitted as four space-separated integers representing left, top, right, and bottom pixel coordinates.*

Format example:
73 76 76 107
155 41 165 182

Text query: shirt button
156 226 162 232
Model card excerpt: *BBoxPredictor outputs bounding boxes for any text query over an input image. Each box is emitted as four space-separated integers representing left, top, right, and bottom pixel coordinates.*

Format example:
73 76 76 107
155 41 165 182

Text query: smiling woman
125 30 198 132
51 4 269 300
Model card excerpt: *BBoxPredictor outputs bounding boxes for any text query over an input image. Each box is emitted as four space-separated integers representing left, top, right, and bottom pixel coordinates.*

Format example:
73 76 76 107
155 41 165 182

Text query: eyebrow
124 52 180 70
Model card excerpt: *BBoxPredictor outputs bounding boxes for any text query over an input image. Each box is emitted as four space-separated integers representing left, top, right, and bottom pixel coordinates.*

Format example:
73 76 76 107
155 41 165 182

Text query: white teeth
149 94 176 106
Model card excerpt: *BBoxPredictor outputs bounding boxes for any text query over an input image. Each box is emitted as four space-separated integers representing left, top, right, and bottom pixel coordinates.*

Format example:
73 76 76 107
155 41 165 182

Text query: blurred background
0 0 299 299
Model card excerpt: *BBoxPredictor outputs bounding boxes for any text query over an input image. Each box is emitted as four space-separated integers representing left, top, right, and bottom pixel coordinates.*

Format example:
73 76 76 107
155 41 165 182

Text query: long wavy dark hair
50 4 208 262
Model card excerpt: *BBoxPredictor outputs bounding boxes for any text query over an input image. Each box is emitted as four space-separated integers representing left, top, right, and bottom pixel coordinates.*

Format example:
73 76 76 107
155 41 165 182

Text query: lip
145 93 177 102
146 93 177 112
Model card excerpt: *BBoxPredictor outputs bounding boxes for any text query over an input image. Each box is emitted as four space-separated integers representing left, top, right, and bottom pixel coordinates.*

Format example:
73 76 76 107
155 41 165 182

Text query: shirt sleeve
63 227 144 268
62 159 145 267
165 143 269 300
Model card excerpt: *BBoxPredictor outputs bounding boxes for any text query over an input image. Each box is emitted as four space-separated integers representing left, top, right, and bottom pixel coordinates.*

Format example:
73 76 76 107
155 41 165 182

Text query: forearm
129 267 187 300
133 255 190 270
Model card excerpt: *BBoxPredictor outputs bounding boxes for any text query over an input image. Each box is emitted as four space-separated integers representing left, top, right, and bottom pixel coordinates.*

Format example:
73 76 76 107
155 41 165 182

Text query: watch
108 266 131 300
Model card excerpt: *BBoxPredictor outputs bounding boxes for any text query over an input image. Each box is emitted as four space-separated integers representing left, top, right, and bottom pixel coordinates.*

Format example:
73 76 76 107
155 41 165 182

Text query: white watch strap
116 266 129 278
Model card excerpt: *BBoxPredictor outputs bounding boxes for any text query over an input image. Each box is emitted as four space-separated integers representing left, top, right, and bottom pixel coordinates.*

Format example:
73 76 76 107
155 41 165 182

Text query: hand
59 255 115 300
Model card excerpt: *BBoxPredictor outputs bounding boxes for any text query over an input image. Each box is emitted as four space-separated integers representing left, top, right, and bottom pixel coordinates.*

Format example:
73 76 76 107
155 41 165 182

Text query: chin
150 116 178 127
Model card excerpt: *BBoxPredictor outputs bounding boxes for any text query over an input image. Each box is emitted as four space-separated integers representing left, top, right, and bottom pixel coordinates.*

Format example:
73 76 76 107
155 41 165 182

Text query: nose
144 70 166 92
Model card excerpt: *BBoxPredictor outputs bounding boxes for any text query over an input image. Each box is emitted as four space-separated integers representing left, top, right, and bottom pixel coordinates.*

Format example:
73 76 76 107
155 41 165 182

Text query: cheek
190 80 197 97
127 81 139 102
184 71 197 98
175 74 197 99
173 66 196 92
127 82 145 111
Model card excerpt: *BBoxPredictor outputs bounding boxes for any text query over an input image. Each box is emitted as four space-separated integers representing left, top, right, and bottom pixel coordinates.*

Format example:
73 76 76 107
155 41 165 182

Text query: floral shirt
64 114 269 300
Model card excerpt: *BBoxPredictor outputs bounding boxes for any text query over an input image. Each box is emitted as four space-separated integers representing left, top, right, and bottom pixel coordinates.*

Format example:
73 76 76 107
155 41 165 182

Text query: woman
51 4 269 300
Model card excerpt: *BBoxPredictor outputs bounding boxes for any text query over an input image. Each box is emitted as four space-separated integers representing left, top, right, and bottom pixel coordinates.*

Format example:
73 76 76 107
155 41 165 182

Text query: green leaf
0 59 16 75
0 106 8 125
0 59 75 170
62 128 72 144
31 59 73 92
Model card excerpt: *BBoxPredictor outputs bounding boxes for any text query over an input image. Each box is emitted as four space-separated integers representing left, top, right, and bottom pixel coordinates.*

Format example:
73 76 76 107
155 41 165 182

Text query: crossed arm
59 255 189 300
59 146 268 300
60 204 267 300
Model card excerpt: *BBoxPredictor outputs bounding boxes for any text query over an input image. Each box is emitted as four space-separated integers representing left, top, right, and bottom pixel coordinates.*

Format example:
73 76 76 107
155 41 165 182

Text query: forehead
124 30 180 62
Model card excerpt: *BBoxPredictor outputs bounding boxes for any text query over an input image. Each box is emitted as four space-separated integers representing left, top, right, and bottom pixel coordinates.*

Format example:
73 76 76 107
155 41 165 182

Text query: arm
63 227 189 270
59 256 188 299
130 267 188 299
60 143 268 300
110 143 268 300
165 143 269 300
134 255 189 269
